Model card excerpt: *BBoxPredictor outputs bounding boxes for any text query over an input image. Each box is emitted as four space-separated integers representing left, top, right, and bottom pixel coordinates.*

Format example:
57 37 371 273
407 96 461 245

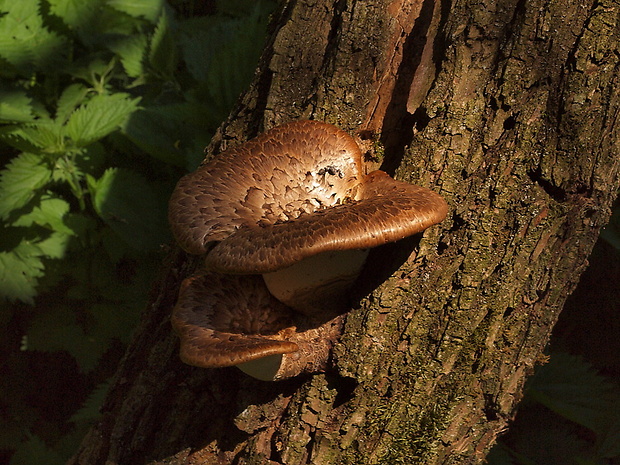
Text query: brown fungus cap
205 170 448 274
168 120 364 255
169 120 448 378
171 272 344 380
171 273 298 368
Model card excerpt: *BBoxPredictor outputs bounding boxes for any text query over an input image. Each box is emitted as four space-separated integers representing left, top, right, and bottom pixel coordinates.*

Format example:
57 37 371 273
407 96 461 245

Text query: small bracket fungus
169 120 447 380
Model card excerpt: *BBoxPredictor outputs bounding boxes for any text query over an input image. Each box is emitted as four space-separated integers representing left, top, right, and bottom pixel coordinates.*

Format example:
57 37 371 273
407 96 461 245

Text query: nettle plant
0 0 274 462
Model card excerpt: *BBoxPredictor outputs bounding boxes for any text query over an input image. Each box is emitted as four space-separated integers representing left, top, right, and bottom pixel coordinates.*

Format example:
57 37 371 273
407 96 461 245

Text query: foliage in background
487 352 620 465
487 235 620 465
0 0 275 463
600 198 620 251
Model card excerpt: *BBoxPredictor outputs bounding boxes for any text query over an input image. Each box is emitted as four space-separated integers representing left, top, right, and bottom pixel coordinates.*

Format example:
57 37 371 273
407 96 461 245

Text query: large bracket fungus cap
205 169 448 274
168 120 448 379
171 273 298 380
168 120 364 255
171 273 341 381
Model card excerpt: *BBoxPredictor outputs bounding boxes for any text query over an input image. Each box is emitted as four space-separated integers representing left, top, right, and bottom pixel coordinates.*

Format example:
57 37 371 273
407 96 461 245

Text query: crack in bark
381 0 440 173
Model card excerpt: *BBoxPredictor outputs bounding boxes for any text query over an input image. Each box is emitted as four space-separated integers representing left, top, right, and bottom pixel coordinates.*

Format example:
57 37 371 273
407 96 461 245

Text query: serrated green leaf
90 168 169 250
70 381 110 424
12 194 74 235
56 84 90 124
75 142 106 175
0 89 35 123
9 435 64 465
66 56 112 83
148 8 176 79
178 16 217 82
0 241 45 304
526 352 613 432
179 4 271 119
107 0 164 24
0 153 52 219
0 126 40 153
36 231 71 259
51 154 84 185
205 7 268 112
24 309 110 372
64 93 141 147
108 34 148 78
0 120 64 153
0 0 68 75
122 103 206 166
48 0 104 31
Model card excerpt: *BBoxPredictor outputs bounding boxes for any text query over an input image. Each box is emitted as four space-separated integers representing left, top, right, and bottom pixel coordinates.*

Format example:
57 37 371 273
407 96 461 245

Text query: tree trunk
69 0 620 464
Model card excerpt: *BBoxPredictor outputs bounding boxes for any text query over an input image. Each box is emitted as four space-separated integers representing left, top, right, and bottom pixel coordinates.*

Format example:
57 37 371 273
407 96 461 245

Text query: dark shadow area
379 0 451 175
488 237 620 464
379 0 435 174
552 239 620 378
350 235 422 308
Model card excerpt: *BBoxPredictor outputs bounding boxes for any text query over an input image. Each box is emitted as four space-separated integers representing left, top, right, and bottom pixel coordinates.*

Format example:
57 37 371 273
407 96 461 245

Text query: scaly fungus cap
169 120 364 255
168 120 448 379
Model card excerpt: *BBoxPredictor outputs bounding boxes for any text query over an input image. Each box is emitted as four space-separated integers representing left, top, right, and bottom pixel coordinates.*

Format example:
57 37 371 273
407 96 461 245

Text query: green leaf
11 194 74 235
0 241 45 304
56 84 90 124
75 142 106 175
47 0 104 31
24 308 110 372
35 231 72 259
70 381 110 424
148 8 176 79
64 93 141 147
179 4 272 119
205 6 269 111
9 435 64 465
0 0 68 75
107 0 164 24
526 352 613 432
108 34 148 78
600 204 620 251
0 89 35 123
90 168 169 250
178 16 215 83
0 120 64 153
51 155 83 190
122 103 209 166
66 56 113 83
0 153 52 219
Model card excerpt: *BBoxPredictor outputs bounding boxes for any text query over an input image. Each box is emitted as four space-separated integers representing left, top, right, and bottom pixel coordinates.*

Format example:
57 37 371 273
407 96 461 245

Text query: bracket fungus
169 120 447 380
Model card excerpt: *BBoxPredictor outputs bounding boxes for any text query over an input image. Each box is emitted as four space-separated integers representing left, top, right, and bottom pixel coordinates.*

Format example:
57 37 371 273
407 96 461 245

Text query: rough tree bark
69 0 620 464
